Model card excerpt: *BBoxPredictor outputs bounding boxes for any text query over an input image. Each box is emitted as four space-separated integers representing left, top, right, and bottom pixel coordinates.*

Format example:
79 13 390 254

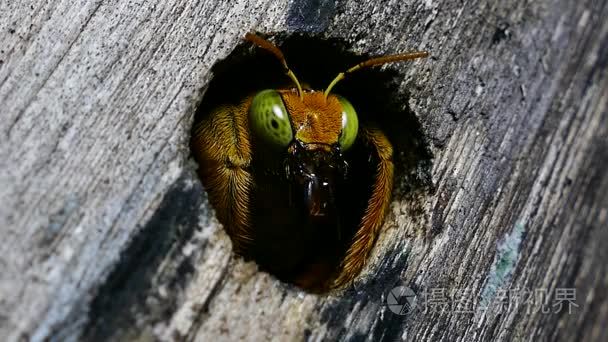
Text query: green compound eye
337 96 359 151
249 90 294 148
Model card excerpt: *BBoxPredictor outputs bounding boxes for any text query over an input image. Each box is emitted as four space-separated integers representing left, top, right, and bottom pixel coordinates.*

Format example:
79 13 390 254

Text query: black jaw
286 141 348 229
247 136 373 290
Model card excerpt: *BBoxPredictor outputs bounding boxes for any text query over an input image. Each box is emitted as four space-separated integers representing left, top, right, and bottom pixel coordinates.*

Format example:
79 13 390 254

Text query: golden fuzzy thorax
280 90 343 146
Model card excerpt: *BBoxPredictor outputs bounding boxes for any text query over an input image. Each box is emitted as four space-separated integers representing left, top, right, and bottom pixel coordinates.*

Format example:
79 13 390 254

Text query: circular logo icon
386 286 417 315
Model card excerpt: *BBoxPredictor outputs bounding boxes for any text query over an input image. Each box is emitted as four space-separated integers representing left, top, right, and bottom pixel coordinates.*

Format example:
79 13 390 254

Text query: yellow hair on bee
191 98 254 253
333 128 394 287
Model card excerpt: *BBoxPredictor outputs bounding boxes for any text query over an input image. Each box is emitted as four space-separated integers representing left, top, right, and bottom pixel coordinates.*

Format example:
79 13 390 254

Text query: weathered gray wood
1 0 606 341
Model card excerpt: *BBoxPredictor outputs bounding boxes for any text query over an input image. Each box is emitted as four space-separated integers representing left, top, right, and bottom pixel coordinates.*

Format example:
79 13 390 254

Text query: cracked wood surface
1 0 607 341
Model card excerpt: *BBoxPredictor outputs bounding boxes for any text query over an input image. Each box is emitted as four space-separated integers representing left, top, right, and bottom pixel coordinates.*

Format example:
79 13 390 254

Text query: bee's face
248 89 359 220
248 89 359 151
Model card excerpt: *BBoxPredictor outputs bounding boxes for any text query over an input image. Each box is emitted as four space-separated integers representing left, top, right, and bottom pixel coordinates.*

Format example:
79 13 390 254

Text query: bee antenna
324 51 430 99
245 33 304 99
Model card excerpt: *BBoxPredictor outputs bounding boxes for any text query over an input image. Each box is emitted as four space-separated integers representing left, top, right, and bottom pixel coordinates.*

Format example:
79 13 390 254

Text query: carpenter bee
192 33 428 291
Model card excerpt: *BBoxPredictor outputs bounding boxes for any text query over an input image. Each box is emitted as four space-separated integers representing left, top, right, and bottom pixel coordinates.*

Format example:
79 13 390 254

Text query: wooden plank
0 0 606 341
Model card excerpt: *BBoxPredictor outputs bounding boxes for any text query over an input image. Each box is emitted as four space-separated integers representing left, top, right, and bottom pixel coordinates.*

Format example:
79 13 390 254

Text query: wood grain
0 0 606 341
